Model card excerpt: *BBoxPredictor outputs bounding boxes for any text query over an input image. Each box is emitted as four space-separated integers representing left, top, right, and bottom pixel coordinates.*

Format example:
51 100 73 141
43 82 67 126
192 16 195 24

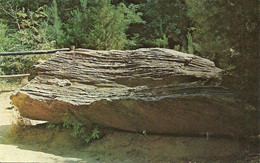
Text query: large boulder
11 48 256 136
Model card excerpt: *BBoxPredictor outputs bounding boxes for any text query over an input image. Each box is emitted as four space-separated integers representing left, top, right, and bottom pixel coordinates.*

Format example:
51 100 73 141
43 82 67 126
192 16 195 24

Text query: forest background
0 0 258 112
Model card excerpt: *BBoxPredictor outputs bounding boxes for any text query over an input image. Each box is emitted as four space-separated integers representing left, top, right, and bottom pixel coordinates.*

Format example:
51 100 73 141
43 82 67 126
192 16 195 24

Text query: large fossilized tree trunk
11 48 256 136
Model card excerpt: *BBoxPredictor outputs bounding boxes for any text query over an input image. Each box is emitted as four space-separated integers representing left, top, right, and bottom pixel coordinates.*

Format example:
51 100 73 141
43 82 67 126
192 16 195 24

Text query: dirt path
0 91 86 162
0 91 16 143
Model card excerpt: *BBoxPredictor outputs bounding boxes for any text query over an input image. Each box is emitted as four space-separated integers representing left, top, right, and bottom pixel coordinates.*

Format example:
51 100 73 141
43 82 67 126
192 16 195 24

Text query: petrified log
11 48 256 136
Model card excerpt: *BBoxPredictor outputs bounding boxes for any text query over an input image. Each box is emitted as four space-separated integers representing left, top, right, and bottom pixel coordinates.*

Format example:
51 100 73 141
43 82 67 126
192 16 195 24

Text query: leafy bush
0 5 55 75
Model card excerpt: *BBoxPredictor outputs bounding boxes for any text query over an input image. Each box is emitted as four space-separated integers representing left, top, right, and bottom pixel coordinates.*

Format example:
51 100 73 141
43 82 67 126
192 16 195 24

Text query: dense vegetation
0 0 258 109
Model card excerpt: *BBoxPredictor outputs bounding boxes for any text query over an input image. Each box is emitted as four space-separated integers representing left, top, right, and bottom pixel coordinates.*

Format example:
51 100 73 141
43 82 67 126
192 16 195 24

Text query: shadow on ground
3 123 259 163
0 125 11 143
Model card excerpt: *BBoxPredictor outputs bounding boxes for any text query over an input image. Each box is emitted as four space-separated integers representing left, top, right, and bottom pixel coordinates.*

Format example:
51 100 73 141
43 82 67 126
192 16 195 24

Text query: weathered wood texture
11 48 256 136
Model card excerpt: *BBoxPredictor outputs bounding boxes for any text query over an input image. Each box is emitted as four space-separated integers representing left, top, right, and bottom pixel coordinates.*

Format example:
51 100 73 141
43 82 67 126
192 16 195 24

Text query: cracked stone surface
11 48 256 136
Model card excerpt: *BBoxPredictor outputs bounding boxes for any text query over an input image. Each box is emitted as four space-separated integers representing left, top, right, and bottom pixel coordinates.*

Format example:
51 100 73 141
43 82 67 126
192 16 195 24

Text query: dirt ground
0 88 88 162
0 83 259 162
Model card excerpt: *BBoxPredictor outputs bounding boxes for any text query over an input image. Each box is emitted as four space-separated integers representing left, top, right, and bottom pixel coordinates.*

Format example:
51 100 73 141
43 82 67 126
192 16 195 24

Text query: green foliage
186 32 194 54
63 118 72 129
62 112 100 144
173 45 180 51
34 0 144 50
44 0 66 47
46 123 56 129
0 22 21 60
185 0 259 106
128 0 190 48
0 5 54 75
15 6 54 50
0 22 39 75
152 34 168 48
0 23 15 52
173 32 198 54
88 1 143 50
